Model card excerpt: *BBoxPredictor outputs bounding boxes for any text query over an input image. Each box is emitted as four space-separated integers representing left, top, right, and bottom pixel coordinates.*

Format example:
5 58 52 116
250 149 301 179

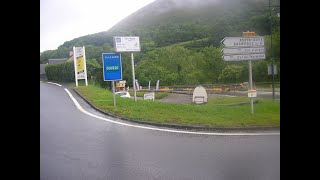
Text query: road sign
221 33 264 114
73 46 88 86
243 32 256 37
223 54 266 61
113 36 141 52
268 64 278 75
74 47 86 79
221 37 264 47
144 92 155 101
102 53 122 81
222 47 265 54
248 90 257 97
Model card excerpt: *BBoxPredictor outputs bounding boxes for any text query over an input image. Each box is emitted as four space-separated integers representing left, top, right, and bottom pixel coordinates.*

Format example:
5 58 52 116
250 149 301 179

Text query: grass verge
74 85 280 128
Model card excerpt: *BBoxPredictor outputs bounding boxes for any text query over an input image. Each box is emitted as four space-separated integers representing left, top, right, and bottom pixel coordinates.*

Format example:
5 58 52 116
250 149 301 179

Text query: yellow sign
76 56 84 72
116 80 126 88
248 90 257 97
243 32 256 37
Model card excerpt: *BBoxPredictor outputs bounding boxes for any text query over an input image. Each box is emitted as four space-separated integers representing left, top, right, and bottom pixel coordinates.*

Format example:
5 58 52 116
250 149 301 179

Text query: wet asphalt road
40 82 280 180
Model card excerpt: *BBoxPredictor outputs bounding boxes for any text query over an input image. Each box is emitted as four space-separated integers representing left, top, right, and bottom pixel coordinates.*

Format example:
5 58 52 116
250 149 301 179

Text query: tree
218 65 244 83
86 59 101 79
200 46 226 84
136 60 178 86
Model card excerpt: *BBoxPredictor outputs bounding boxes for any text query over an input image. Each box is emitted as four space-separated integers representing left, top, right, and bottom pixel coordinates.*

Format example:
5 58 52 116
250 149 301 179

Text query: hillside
41 0 278 61
41 0 280 86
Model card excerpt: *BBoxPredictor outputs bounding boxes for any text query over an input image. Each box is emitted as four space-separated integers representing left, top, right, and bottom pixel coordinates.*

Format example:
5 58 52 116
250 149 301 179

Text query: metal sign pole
270 0 275 101
73 47 78 87
112 81 116 106
113 36 140 102
131 53 137 102
83 46 88 86
249 60 254 114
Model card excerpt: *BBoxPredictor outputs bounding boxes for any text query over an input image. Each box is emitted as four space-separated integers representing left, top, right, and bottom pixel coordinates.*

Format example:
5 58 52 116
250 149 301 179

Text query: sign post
221 33 265 114
248 60 254 114
114 36 140 102
102 53 122 106
112 81 116 106
131 53 137 101
156 80 160 90
83 47 88 86
73 47 78 87
73 46 88 86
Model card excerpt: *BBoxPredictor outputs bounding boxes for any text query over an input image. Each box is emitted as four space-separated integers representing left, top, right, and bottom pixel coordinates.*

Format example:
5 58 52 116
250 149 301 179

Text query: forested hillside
41 0 280 86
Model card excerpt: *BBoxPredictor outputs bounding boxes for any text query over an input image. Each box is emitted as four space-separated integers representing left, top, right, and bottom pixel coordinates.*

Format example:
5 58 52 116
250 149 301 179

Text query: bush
92 67 111 89
45 62 75 82
45 59 106 84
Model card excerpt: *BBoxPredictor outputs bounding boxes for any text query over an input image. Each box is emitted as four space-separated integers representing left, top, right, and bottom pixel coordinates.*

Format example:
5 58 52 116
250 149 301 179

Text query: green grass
67 81 170 99
67 79 94 88
74 85 280 128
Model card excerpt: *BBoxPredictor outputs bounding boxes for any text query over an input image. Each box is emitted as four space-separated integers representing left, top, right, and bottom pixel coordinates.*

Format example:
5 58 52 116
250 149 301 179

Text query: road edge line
64 88 280 136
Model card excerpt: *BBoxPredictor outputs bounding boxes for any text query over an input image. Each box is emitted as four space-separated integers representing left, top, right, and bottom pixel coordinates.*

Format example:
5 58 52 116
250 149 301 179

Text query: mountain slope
41 0 279 62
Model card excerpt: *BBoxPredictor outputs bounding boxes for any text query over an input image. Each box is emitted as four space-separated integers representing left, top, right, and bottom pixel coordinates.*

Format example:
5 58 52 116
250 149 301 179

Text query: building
41 58 68 79
48 58 68 64
40 64 47 78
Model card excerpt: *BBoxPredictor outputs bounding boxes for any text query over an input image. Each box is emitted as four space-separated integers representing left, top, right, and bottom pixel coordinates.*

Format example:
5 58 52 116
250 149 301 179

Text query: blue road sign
102 53 122 81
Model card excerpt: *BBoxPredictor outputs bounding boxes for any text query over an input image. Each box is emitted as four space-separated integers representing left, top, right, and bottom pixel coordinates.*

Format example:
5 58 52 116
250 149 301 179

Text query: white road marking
64 88 280 136
47 82 62 86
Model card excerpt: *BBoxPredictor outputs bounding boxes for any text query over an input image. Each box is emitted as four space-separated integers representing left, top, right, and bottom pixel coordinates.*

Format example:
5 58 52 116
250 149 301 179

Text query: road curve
40 82 280 180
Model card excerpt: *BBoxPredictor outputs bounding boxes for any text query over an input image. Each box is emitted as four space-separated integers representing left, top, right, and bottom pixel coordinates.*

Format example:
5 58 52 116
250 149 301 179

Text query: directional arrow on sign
221 37 264 47
222 47 265 54
222 54 266 61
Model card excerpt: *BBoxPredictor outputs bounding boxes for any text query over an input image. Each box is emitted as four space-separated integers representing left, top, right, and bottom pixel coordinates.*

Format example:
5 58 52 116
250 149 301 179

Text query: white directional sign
221 33 264 114
114 36 141 52
222 47 265 54
221 37 264 47
223 54 266 61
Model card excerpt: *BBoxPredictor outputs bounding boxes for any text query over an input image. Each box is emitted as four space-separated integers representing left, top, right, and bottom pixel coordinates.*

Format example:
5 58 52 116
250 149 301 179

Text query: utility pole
269 0 275 100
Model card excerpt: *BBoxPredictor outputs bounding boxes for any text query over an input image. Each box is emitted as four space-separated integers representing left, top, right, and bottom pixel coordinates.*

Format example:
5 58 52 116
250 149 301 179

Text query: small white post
73 47 78 86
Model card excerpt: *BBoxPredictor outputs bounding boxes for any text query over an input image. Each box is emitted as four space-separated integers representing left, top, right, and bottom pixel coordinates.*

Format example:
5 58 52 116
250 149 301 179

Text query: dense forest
41 0 280 86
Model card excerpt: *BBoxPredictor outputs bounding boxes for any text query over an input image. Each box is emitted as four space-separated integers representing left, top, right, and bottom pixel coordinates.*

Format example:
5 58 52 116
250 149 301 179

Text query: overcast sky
40 0 156 52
